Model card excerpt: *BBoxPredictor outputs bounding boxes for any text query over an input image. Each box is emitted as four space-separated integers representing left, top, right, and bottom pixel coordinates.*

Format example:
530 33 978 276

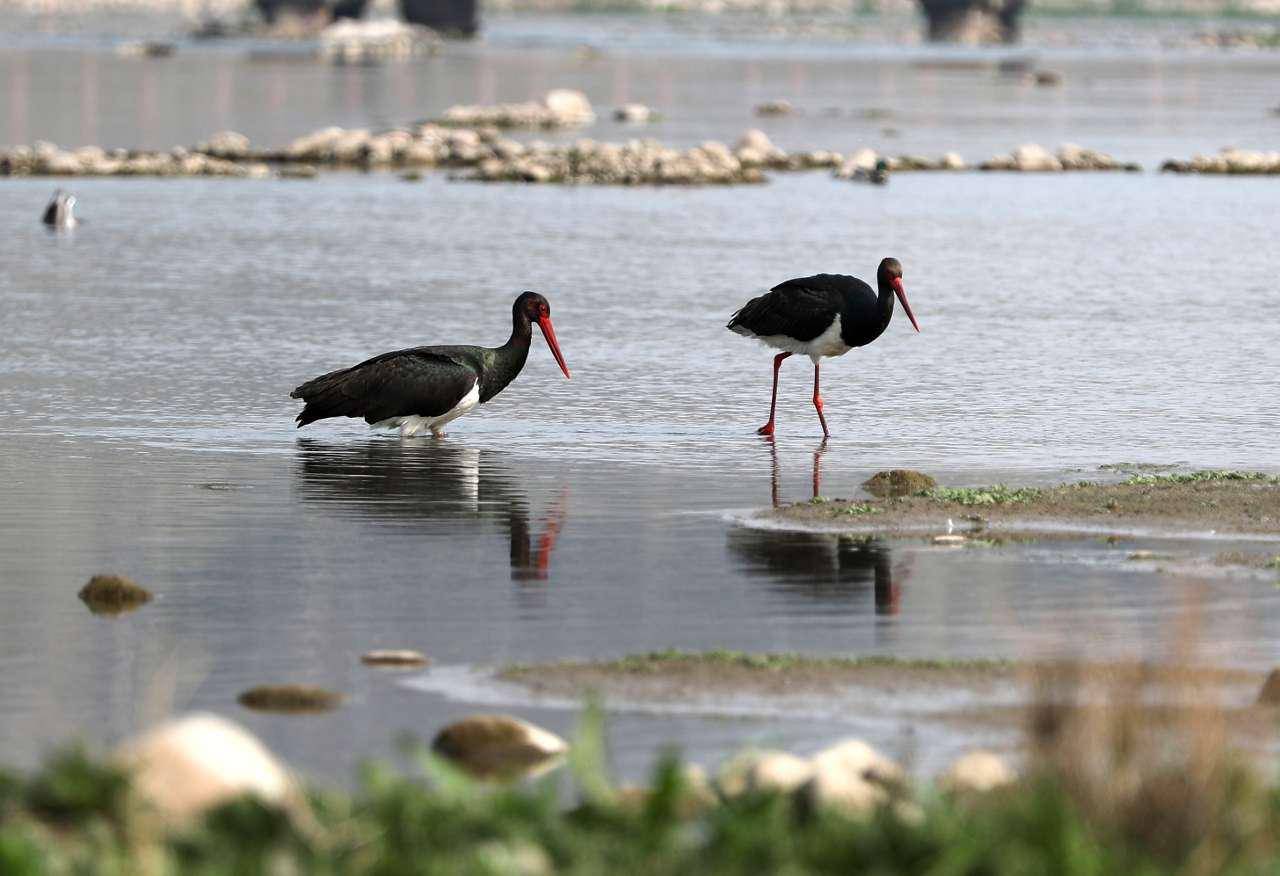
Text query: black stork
727 257 919 438
291 291 570 437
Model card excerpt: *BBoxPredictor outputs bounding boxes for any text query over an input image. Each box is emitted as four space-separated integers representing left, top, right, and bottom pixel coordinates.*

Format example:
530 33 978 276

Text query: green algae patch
237 685 343 714
778 469 1280 535
78 574 152 616
862 469 937 498
499 650 1019 701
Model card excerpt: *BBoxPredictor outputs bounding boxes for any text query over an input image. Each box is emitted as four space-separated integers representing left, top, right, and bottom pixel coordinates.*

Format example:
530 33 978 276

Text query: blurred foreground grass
3 685 1279 876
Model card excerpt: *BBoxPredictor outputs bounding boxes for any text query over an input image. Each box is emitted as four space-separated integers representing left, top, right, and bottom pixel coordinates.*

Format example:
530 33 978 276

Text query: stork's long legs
812 363 830 438
756 352 791 436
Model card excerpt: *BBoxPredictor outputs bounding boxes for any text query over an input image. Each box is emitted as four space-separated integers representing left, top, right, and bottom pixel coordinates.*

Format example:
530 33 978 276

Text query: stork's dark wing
41 199 58 226
291 348 478 428
726 274 852 343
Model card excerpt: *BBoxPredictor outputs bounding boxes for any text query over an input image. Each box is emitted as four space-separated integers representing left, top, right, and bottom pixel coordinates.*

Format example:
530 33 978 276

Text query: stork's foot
756 422 775 437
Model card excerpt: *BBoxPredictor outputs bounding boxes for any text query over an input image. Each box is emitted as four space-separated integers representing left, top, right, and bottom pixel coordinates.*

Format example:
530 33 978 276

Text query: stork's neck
480 310 533 403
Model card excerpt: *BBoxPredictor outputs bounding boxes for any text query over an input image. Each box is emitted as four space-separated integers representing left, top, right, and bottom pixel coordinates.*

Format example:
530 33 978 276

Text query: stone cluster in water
1160 148 1280 175
435 89 597 129
0 140 272 177
978 143 1141 172
0 97 1155 184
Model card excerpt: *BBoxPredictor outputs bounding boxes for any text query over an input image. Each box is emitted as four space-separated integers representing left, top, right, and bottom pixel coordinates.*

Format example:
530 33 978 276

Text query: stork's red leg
812 362 830 438
757 352 791 436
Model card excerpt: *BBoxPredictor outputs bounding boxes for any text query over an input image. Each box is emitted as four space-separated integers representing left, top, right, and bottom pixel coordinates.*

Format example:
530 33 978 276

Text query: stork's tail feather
290 369 360 428
727 294 767 337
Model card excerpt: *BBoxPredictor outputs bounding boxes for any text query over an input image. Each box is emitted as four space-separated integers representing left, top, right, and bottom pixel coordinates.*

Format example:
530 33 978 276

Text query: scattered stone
1258 669 1280 705
1033 70 1062 86
797 738 903 815
196 130 251 160
613 103 657 124
440 89 595 129
319 19 439 64
717 750 813 798
237 684 343 713
835 148 967 176
432 715 568 779
932 534 968 545
981 143 1139 172
400 170 424 181
118 713 291 821
78 574 152 616
754 99 795 117
465 137 766 186
1161 148 1280 175
1 141 271 178
115 40 176 58
361 649 430 667
278 164 319 179
939 750 1016 794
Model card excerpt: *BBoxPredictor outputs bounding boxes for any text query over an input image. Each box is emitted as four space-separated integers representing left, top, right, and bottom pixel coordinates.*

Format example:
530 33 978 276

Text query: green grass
920 485 1043 506
837 503 880 516
1121 470 1279 486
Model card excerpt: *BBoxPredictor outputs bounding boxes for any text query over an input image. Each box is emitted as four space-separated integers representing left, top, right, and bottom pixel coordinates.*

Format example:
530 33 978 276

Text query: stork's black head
876 258 919 333
877 257 903 282
513 291 571 380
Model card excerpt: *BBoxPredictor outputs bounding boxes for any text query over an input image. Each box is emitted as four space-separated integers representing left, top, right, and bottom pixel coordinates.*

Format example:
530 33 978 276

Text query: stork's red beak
892 278 920 333
536 316 571 379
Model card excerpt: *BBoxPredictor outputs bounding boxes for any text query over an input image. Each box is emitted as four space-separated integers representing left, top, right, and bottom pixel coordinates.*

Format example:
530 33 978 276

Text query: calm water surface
1 17 1279 780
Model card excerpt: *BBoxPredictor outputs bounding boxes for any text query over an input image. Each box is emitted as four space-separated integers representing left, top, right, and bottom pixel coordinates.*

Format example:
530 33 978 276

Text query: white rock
614 103 655 123
1012 143 1062 171
799 738 903 815
544 89 595 125
118 713 290 821
939 750 1016 794
735 128 777 154
717 750 813 798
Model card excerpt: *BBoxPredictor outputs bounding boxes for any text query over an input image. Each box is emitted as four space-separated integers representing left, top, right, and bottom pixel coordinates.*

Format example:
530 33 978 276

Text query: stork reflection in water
735 440 907 614
294 440 567 582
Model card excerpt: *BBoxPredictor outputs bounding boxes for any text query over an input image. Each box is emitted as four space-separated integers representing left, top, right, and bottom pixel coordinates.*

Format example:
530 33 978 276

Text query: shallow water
2 16 1280 781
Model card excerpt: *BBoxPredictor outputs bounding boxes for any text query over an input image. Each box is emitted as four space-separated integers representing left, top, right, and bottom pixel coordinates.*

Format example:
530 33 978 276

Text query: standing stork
727 257 919 437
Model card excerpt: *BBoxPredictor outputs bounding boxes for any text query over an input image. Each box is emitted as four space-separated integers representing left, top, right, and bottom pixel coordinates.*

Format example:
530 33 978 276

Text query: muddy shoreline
773 471 1280 537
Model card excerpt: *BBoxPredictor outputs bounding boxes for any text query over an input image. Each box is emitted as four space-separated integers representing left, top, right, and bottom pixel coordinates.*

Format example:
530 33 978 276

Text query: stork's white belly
751 315 850 364
373 382 481 438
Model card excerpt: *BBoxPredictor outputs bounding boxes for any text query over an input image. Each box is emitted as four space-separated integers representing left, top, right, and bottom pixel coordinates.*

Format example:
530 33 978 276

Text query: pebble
237 684 344 713
717 750 813 798
980 143 1140 172
361 649 430 667
797 738 904 815
932 534 968 545
319 19 439 64
118 713 291 822
754 99 796 117
440 89 595 129
613 103 657 124
1161 148 1280 175
78 574 152 615
938 750 1016 794
432 714 568 779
